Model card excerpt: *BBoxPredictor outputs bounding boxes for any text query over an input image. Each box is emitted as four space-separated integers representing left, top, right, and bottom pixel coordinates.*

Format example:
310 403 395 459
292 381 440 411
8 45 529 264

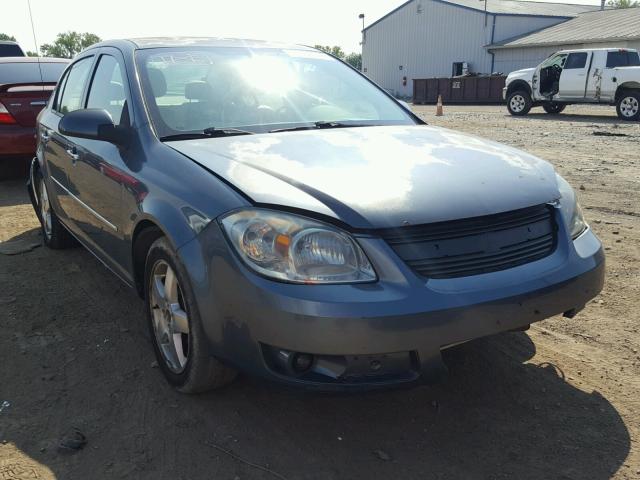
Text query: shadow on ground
0 229 631 480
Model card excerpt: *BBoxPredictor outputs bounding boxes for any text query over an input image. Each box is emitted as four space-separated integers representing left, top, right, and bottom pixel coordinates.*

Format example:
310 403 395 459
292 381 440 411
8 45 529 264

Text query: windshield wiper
160 127 254 142
269 121 370 133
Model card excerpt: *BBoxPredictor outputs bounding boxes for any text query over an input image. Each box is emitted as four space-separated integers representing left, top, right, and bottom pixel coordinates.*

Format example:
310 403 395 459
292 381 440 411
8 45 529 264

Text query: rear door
558 52 590 100
41 55 95 226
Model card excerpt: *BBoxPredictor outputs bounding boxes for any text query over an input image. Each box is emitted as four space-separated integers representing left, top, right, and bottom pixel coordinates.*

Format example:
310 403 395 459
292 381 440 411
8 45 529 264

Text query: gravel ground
0 104 638 479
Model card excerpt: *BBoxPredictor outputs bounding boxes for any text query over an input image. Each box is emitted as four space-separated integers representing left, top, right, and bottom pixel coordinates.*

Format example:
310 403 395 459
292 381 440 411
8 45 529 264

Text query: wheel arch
615 83 640 101
506 80 532 97
131 219 167 297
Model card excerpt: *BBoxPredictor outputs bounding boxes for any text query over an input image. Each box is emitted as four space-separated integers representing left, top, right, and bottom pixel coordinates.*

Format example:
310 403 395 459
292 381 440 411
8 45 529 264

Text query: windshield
136 46 415 137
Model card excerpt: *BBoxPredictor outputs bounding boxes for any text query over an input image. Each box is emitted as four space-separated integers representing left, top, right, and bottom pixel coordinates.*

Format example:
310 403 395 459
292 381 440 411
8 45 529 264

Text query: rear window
606 51 640 68
0 62 68 84
0 44 24 57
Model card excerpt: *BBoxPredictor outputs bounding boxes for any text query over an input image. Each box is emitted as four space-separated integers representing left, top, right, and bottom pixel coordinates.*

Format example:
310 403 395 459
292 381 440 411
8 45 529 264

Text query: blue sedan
29 38 604 392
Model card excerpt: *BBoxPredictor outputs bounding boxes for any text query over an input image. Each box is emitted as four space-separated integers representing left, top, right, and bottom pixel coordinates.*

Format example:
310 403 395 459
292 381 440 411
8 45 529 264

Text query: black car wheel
616 91 640 121
507 91 532 116
34 170 76 249
144 236 237 393
542 102 566 114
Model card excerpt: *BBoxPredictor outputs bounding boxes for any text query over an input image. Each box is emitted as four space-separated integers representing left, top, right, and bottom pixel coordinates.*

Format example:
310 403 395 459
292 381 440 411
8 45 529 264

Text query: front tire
542 102 566 114
34 170 76 249
144 237 237 393
616 92 640 121
507 90 532 116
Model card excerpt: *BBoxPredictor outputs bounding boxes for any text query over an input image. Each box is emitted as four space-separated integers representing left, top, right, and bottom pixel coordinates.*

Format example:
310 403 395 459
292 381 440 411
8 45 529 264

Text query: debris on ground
58 429 87 452
373 449 392 461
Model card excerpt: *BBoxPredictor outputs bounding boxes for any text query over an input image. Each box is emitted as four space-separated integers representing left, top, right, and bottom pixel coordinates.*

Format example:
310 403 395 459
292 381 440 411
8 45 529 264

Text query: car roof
557 48 638 54
96 37 314 51
0 56 69 64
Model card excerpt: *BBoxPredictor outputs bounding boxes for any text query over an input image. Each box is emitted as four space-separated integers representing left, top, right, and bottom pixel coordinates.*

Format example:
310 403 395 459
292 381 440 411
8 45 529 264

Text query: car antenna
26 0 45 91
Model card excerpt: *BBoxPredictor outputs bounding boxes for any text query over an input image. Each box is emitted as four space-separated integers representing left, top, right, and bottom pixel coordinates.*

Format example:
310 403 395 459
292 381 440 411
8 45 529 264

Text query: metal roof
364 0 599 31
488 7 640 49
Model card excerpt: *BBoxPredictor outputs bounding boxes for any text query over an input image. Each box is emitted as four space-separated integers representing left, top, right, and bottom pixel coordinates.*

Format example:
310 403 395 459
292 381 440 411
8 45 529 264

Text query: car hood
508 67 536 80
168 125 559 229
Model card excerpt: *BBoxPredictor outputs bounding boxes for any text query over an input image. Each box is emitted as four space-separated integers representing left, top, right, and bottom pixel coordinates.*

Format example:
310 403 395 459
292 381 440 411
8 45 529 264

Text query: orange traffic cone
435 95 444 116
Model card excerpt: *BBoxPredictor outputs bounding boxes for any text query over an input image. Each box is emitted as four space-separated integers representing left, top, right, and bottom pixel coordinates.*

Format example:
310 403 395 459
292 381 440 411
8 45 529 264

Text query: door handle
66 147 79 164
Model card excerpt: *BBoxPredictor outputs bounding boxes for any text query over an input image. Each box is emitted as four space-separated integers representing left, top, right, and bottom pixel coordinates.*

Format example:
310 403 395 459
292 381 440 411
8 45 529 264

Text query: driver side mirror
59 108 127 145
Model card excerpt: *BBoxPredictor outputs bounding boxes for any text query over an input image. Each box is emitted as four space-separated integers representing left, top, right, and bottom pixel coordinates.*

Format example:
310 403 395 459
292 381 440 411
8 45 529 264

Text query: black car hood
168 125 560 229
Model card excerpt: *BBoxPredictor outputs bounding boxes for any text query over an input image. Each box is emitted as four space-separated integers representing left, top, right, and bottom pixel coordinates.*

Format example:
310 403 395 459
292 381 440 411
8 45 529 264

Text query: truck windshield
136 46 415 137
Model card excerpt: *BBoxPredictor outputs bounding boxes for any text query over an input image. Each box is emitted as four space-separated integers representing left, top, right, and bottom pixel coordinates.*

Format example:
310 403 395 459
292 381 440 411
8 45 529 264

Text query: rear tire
34 169 76 249
144 237 237 393
507 91 532 116
542 102 566 114
616 91 640 121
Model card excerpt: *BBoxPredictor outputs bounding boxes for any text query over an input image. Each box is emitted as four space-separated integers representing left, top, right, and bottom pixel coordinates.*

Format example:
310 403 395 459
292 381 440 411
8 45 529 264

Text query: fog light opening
291 353 314 374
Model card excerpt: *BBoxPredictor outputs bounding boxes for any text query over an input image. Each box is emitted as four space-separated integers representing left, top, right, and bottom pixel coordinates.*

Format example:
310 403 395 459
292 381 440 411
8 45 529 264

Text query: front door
558 52 590 100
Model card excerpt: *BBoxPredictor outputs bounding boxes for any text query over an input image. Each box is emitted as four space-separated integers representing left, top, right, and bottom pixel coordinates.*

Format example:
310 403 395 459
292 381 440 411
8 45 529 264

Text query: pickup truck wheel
507 91 532 116
144 237 237 393
542 102 566 114
616 92 640 121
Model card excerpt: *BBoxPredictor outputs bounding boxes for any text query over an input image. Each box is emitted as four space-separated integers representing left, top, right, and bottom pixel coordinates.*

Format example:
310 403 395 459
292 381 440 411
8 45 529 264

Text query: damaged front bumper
178 221 604 391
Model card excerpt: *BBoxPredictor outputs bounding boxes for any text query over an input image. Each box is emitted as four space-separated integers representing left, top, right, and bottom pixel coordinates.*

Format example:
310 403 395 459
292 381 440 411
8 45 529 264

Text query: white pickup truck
504 48 640 120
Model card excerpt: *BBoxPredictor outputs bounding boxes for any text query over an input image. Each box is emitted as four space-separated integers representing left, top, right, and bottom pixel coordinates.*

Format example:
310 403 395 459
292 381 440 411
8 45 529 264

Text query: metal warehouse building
489 7 640 72
362 0 599 97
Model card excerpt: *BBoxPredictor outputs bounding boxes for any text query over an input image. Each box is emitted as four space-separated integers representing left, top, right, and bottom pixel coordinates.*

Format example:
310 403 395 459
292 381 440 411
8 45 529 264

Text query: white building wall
362 0 574 98
363 0 495 97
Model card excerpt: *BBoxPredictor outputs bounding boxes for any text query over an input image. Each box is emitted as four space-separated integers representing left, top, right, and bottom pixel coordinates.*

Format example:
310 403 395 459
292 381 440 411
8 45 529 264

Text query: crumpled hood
168 125 559 229
507 67 535 81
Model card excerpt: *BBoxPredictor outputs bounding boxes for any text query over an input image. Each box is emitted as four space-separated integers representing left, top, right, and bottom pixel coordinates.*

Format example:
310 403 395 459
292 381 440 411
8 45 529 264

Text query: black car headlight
556 173 588 239
220 209 376 284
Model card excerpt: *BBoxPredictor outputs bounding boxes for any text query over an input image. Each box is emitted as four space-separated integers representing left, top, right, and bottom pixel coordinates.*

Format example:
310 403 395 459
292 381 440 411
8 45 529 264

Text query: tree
608 0 639 7
0 33 17 42
313 45 346 59
345 52 362 71
40 32 101 58
26 51 39 57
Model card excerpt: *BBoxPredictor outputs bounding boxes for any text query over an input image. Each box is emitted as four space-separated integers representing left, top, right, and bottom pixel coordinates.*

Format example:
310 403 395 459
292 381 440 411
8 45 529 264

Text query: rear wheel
507 91 532 116
616 92 640 121
144 237 237 393
542 102 566 114
34 170 75 249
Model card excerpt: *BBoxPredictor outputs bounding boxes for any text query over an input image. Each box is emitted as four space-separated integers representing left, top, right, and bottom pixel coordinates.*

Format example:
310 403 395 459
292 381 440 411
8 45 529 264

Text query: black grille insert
379 204 557 279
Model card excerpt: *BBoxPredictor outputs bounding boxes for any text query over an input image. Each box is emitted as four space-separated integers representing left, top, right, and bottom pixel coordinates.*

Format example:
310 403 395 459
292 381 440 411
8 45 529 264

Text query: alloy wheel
149 260 191 373
620 96 639 118
509 95 526 113
39 178 52 239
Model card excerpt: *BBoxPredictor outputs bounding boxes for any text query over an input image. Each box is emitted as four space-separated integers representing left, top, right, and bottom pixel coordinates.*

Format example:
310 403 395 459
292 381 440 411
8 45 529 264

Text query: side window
87 55 127 125
564 53 588 70
58 57 93 114
607 50 640 68
52 69 70 111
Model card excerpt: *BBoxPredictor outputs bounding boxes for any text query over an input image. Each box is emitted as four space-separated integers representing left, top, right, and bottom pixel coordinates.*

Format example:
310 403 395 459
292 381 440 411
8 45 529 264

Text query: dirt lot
0 104 639 479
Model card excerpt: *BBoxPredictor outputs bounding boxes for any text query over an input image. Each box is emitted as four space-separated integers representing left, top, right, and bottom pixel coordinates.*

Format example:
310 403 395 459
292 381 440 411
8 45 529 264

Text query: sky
5 0 604 55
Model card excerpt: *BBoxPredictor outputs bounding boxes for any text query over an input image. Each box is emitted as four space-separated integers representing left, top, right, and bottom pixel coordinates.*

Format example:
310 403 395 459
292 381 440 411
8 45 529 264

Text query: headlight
556 174 588 239
220 209 376 284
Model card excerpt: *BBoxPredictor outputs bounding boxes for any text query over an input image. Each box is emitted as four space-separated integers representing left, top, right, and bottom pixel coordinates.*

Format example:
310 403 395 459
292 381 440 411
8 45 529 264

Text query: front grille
379 204 557 279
